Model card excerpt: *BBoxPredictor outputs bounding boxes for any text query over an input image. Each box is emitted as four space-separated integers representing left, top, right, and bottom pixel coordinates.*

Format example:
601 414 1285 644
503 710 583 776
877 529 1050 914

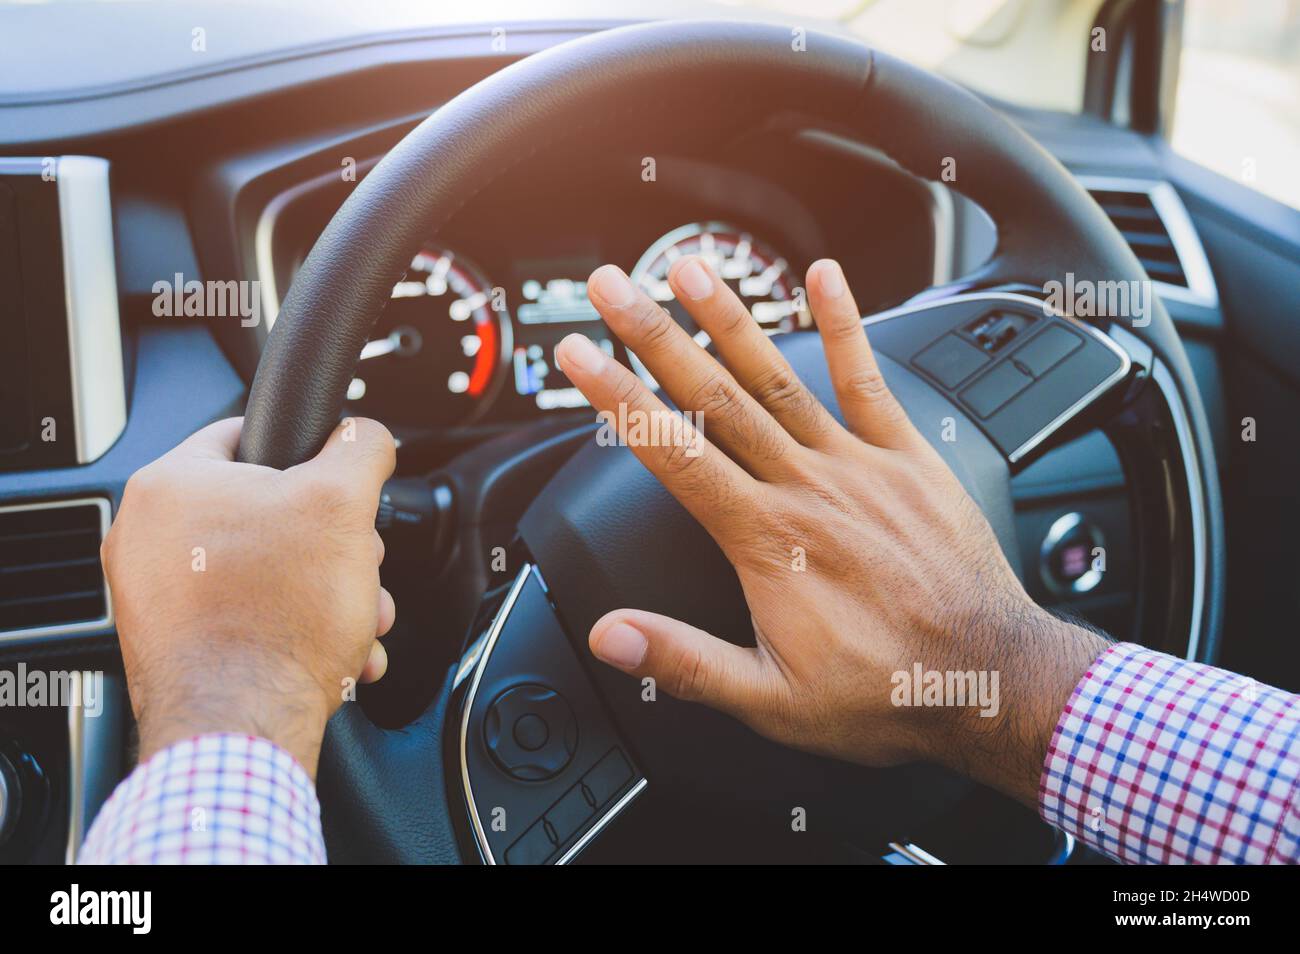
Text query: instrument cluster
343 221 810 431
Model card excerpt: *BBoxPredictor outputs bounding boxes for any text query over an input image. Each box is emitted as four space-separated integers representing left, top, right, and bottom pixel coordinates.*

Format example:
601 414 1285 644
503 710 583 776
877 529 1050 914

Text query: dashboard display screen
506 262 614 413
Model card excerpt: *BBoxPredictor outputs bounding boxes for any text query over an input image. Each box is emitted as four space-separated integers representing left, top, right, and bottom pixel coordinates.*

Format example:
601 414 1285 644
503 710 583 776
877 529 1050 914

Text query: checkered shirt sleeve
1040 642 1300 864
78 734 326 865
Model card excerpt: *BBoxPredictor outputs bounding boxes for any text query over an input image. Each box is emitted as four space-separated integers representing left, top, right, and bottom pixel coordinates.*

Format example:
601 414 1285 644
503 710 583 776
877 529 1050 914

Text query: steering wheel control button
463 569 648 863
544 782 596 846
1011 326 1083 378
960 360 1033 419
1040 512 1106 596
581 748 634 809
912 334 989 390
512 713 549 751
483 683 578 781
965 310 1032 354
505 818 558 866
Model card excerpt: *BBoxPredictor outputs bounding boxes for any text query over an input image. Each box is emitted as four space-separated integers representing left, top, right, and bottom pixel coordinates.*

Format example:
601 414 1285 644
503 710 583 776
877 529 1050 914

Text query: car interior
2 0 1299 866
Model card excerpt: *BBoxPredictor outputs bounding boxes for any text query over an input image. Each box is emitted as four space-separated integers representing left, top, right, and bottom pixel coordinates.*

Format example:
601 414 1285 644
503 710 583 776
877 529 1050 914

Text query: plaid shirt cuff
1040 642 1300 864
78 733 326 865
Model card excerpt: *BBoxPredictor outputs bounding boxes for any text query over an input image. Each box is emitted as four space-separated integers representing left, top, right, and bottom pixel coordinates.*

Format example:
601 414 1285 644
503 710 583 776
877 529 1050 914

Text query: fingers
175 417 246 461
555 332 755 536
586 265 796 476
288 416 396 508
665 257 837 447
589 609 771 717
377 585 396 637
359 588 396 685
806 260 917 449
359 640 388 684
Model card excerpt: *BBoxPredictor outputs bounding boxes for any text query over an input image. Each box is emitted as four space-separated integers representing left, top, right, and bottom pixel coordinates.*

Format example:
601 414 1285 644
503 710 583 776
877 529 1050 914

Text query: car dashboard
249 123 941 443
0 13 1230 865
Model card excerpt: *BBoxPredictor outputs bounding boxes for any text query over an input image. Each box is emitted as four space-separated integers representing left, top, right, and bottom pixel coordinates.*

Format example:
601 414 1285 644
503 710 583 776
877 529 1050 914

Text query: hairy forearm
129 647 332 779
924 607 1109 809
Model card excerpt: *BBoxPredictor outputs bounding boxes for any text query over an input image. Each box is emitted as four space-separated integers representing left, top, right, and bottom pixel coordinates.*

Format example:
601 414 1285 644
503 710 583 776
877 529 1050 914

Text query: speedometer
630 222 811 347
348 246 511 428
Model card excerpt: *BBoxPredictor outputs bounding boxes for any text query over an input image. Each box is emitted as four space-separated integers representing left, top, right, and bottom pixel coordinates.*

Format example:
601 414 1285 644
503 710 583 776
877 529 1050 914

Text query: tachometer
348 246 510 427
630 222 811 366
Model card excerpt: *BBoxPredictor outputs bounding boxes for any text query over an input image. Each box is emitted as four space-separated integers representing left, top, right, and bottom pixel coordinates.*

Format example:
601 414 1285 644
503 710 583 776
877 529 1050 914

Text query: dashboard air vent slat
0 500 110 637
1087 188 1189 289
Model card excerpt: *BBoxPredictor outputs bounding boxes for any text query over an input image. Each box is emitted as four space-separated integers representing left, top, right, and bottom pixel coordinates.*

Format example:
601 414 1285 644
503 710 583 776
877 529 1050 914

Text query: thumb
589 609 770 716
174 416 245 461
287 416 396 505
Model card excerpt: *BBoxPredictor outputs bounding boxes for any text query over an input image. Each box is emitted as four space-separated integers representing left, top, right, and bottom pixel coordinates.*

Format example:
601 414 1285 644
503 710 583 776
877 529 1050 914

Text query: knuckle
751 366 832 439
358 416 395 450
345 416 396 457
823 312 864 342
688 373 741 421
122 464 164 504
668 648 710 702
793 473 858 523
629 302 676 354
843 367 895 405
659 434 705 477
750 364 802 411
716 302 753 337
611 373 642 410
302 473 352 510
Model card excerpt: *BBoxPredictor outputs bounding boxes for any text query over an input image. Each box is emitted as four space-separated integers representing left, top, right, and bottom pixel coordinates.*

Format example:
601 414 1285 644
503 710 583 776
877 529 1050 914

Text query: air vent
1079 177 1218 308
0 499 111 641
1088 188 1187 286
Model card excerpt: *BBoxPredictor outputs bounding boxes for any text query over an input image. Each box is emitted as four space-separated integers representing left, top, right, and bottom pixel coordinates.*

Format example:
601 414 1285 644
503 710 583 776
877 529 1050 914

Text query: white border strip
1151 359 1208 662
64 670 88 864
554 777 648 865
254 156 383 332
56 156 126 464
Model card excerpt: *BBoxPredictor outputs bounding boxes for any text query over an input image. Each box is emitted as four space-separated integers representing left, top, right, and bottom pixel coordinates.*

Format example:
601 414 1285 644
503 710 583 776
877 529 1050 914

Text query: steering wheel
237 20 1224 864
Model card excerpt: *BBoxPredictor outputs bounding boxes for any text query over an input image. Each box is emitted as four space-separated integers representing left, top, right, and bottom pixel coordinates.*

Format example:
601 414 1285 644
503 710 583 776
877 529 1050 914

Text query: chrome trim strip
862 290 1052 328
254 157 383 331
1151 359 1208 662
554 777 649 866
922 180 956 286
1048 831 1077 865
453 630 488 691
887 841 947 865
862 291 1131 464
458 563 647 865
0 497 113 645
64 670 86 864
794 130 955 287
66 670 124 865
459 564 532 864
1076 175 1219 309
56 157 126 464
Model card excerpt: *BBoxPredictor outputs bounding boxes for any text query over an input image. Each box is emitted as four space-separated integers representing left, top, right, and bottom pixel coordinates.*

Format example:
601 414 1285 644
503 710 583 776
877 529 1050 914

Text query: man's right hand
556 256 1109 807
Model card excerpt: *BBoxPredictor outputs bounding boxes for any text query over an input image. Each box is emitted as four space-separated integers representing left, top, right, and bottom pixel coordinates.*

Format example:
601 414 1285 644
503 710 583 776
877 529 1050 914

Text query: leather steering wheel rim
237 20 1225 862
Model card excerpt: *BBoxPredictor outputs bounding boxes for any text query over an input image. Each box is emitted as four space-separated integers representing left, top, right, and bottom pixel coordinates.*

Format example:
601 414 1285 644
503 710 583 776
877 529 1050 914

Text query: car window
1170 0 1300 210
750 0 1109 113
